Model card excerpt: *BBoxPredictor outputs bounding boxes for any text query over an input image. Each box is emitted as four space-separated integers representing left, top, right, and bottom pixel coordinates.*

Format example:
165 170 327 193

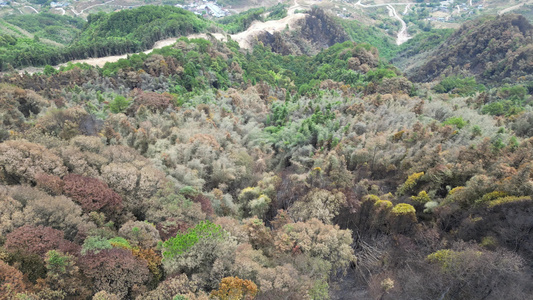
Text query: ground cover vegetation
1 6 533 300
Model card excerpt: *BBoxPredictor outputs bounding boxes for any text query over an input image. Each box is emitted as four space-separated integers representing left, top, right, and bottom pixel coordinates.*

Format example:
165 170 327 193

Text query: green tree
43 65 58 75
108 95 131 113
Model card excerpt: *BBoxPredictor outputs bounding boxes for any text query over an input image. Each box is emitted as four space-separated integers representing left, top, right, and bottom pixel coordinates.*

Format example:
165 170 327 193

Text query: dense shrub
80 248 151 298
0 260 27 299
63 174 123 214
5 225 80 258
119 220 161 248
0 140 67 184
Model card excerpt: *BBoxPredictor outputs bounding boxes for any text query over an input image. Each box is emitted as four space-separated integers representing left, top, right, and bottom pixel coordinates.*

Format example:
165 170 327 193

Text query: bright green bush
108 96 131 114
442 117 466 129
162 221 226 258
108 237 132 249
433 76 484 96
482 100 524 116
82 236 112 254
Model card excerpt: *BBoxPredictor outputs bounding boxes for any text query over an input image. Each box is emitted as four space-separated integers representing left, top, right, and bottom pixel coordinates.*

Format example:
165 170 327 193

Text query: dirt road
71 0 115 16
55 7 66 15
58 37 188 68
355 1 414 45
229 0 309 49
231 12 307 49
24 5 38 13
387 4 411 45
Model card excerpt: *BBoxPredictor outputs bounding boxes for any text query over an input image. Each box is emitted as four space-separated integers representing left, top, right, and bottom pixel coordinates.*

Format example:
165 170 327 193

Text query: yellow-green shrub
397 172 424 196
391 203 416 216
488 196 531 208
411 191 431 204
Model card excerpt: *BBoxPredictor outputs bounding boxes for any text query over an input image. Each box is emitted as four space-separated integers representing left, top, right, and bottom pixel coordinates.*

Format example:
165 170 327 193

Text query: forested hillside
410 14 533 84
391 28 454 73
2 13 85 45
75 6 208 57
0 6 208 71
2 5 533 300
256 7 349 56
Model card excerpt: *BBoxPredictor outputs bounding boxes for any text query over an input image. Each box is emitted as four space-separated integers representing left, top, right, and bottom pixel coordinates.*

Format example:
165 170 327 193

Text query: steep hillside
391 28 454 74
3 13 85 45
72 6 207 57
256 8 349 55
410 14 533 84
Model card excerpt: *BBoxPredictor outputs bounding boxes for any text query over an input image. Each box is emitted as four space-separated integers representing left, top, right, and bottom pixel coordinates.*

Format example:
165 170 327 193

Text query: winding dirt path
231 6 307 49
355 1 414 45
24 5 38 13
387 4 411 45
355 1 415 8
403 4 411 15
71 0 115 16
59 37 186 68
55 7 66 15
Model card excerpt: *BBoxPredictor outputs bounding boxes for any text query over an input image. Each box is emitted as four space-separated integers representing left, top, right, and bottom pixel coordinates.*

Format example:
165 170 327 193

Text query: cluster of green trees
95 37 402 100
0 3 291 71
433 75 484 96
3 13 85 44
0 6 208 71
338 18 398 60
0 36 61 69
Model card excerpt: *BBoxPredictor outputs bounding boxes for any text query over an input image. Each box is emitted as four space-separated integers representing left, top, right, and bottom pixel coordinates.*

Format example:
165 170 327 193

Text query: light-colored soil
387 4 411 45
231 11 307 48
225 0 311 49
187 33 228 42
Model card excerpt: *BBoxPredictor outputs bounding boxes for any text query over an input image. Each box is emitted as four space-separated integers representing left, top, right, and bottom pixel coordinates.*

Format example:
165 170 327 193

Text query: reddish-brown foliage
79 248 151 298
156 219 191 241
63 174 122 214
128 89 174 115
191 194 214 216
4 225 80 258
0 260 27 299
